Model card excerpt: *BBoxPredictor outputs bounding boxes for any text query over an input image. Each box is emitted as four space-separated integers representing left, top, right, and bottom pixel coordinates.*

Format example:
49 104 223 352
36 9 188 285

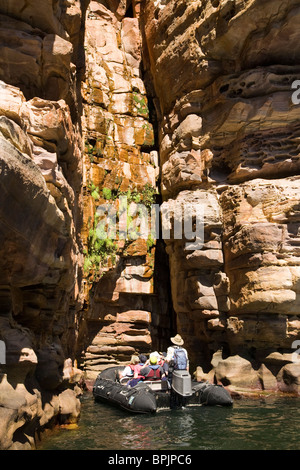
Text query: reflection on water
119 412 197 450
39 394 300 451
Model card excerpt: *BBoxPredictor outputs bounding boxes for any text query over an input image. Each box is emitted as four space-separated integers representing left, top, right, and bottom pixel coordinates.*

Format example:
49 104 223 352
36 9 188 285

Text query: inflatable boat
93 366 233 414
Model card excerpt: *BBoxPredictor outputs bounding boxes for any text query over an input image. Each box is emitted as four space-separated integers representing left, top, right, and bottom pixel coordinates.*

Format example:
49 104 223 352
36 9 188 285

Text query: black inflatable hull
93 367 233 413
93 377 157 413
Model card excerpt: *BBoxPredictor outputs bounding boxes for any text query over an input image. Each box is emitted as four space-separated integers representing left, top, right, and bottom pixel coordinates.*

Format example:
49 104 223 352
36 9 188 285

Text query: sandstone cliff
0 0 86 449
0 0 300 450
79 0 174 379
141 0 300 393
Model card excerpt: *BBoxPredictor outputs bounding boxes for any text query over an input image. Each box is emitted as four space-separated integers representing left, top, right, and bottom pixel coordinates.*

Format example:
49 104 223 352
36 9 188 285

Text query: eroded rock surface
142 0 300 393
0 0 85 450
1 0 300 450
80 1 173 379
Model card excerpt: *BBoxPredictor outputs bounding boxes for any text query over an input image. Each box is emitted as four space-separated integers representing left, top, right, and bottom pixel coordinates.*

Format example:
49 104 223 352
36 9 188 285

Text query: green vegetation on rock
83 211 118 282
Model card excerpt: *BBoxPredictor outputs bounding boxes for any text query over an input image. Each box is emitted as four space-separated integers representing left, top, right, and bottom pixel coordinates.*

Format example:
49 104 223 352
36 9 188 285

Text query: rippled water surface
39 393 300 451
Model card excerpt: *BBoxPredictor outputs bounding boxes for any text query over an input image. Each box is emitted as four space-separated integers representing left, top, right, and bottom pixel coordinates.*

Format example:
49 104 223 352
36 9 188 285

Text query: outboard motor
170 370 193 409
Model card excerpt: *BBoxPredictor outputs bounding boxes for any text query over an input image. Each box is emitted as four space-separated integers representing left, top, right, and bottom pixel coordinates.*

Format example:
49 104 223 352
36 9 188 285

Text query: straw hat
170 334 184 346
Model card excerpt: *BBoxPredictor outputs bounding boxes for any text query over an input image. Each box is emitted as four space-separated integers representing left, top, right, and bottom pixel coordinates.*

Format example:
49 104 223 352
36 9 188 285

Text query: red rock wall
79 1 174 379
141 0 300 393
0 0 86 449
1 0 300 450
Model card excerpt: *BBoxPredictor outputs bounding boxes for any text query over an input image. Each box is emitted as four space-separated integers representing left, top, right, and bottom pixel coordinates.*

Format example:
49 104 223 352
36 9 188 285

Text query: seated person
136 354 147 375
139 355 165 381
127 355 148 387
120 355 140 381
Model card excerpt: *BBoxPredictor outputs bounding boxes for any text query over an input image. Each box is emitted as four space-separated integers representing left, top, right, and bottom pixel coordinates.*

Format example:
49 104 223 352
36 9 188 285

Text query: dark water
39 393 300 451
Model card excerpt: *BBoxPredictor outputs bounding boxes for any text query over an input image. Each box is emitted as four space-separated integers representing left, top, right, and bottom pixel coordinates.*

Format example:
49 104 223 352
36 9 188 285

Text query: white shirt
121 365 134 377
166 346 189 369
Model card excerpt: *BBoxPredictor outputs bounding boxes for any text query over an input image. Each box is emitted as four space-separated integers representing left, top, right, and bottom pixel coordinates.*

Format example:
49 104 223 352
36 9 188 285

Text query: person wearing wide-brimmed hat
166 334 189 372
171 334 184 347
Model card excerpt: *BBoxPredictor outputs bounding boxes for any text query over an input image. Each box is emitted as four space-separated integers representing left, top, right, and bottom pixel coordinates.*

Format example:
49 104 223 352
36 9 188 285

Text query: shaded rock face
142 0 300 393
0 0 85 450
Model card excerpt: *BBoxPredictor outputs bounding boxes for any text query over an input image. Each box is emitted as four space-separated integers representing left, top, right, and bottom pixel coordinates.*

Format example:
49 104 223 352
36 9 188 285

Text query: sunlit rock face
0 0 85 450
1 0 300 449
142 0 300 393
80 1 172 379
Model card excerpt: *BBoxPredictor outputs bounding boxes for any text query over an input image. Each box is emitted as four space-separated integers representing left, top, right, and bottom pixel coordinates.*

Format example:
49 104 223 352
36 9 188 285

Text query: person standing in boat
166 334 189 384
166 335 189 409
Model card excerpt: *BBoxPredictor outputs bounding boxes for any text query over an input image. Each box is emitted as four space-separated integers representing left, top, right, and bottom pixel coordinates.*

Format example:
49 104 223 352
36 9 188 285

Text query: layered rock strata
1 0 300 451
79 1 173 379
0 1 86 449
142 0 300 394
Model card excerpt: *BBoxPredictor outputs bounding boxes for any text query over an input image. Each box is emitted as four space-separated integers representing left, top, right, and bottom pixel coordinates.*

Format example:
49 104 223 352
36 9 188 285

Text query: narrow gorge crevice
78 0 176 382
